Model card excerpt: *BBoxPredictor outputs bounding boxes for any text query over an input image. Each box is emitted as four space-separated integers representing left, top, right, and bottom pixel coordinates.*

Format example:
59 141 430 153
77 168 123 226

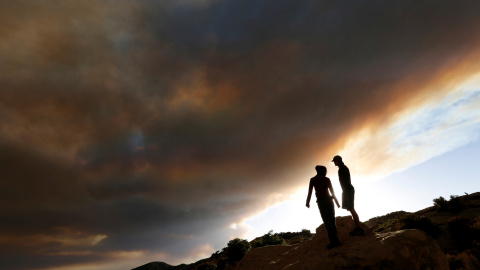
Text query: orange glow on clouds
340 70 480 182
3 1 480 269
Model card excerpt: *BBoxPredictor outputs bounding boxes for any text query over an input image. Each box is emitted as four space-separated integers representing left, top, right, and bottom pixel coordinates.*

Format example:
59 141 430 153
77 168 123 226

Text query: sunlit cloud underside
243 73 480 238
342 73 480 182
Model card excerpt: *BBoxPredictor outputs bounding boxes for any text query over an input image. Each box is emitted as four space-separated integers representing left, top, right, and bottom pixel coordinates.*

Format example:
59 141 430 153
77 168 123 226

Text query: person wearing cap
332 155 364 236
306 165 341 249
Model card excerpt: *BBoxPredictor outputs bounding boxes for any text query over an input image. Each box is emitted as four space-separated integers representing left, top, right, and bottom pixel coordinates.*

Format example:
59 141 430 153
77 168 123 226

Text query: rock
237 216 448 270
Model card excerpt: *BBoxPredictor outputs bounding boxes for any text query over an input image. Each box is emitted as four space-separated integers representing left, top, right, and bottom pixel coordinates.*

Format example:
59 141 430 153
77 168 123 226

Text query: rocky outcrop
237 216 448 270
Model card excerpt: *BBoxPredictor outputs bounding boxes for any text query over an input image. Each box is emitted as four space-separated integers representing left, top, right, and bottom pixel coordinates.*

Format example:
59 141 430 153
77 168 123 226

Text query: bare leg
349 208 361 228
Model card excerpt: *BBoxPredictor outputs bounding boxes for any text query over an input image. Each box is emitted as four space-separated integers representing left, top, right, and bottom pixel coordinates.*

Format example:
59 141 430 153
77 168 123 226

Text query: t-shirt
309 175 331 198
338 163 354 190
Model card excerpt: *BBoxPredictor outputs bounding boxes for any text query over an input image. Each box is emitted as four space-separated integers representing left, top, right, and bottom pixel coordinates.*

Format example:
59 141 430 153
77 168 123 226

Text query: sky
1 0 480 269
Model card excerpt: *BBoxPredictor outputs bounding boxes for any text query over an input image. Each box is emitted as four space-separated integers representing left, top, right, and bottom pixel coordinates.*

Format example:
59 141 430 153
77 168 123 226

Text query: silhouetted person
332 155 364 236
306 165 341 249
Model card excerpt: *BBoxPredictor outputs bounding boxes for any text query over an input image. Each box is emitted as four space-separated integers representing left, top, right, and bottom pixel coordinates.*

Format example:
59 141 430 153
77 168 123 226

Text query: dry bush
374 214 440 238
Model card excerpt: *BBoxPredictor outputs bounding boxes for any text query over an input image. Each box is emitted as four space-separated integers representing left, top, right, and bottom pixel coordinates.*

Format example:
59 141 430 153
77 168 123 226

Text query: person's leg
344 189 360 227
349 208 361 228
348 208 364 236
319 199 339 245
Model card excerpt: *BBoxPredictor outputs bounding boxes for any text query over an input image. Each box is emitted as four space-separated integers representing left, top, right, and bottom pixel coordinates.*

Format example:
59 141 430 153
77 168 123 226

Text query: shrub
253 230 286 248
399 214 441 238
433 196 448 211
276 231 293 240
226 238 250 263
374 214 440 237
210 250 221 259
300 229 312 237
433 195 466 213
374 218 398 233
278 229 312 240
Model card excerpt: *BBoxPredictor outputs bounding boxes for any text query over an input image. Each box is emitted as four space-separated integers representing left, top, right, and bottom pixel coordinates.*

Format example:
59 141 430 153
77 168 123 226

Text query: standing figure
306 165 341 249
332 155 365 236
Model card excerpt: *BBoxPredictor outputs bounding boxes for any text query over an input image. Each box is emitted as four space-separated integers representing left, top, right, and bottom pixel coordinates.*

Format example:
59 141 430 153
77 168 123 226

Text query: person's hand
306 203 310 208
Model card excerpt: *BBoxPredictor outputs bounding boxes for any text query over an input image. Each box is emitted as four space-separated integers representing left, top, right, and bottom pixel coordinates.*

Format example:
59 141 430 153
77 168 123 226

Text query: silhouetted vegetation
401 214 441 238
374 218 398 233
433 196 448 211
226 238 251 263
373 214 440 238
278 229 312 239
209 250 221 259
252 230 286 248
205 228 314 270
433 195 466 213
367 211 408 230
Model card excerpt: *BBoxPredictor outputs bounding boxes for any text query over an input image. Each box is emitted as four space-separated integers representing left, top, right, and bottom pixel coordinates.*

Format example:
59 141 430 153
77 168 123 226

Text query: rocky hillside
134 192 480 270
239 216 448 269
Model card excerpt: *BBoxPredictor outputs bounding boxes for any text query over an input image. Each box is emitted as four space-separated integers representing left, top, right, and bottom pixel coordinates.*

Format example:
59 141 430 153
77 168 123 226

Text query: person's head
315 165 327 176
332 155 342 166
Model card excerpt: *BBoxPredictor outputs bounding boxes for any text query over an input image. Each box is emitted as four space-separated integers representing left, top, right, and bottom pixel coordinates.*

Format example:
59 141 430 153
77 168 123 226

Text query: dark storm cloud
2 0 480 269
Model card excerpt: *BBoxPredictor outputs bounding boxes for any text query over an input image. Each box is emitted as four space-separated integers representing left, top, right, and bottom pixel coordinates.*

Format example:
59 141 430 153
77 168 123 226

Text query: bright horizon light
240 74 480 240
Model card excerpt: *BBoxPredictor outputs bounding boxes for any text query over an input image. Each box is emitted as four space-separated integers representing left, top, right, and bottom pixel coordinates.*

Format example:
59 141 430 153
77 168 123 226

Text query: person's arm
328 181 340 208
306 180 313 208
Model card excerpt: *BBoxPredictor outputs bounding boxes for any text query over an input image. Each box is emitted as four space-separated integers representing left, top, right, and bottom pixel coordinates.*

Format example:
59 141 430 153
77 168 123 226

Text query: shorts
342 188 355 210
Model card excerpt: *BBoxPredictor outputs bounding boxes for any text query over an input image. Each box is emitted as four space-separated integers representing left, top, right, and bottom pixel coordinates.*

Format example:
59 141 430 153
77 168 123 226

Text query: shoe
326 241 341 249
349 227 365 236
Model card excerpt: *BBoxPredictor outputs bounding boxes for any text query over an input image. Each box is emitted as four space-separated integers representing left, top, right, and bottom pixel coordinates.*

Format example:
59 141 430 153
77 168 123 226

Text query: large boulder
237 216 448 270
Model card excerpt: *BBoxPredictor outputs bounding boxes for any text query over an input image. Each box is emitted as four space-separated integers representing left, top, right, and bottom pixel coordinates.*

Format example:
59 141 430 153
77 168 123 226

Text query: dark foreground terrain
134 192 480 270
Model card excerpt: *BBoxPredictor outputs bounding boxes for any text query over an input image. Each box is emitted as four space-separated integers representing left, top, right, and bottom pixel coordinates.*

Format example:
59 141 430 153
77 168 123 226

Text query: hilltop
134 192 480 270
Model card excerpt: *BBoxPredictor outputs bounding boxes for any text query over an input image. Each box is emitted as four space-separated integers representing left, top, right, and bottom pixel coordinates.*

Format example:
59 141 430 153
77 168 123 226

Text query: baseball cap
332 155 342 162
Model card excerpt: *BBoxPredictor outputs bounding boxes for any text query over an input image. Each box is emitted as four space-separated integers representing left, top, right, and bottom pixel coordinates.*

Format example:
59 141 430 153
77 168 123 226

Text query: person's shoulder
340 164 349 170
